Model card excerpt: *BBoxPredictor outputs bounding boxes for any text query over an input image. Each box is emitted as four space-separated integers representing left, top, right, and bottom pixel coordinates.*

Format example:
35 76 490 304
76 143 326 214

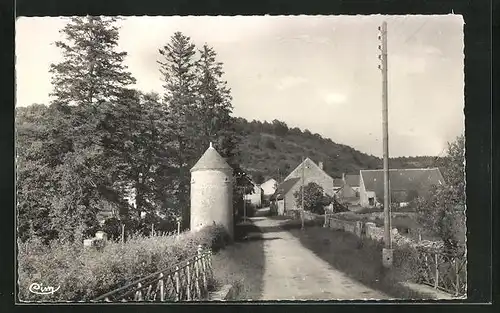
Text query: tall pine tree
193 44 233 154
157 32 200 229
49 16 136 106
46 16 136 241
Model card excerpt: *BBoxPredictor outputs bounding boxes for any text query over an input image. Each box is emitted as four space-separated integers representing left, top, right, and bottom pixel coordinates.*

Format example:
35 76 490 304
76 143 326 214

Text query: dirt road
250 213 391 300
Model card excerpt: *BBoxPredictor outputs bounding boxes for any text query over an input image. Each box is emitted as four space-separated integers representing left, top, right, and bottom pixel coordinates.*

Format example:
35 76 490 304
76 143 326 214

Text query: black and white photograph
15 14 466 302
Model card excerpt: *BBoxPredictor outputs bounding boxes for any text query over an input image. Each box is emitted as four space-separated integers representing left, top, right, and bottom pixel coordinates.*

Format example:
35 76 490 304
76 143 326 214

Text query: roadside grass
18 225 229 302
286 225 437 299
211 220 265 300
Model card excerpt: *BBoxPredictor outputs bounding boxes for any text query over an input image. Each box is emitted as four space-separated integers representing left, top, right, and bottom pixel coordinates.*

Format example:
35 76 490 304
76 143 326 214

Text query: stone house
272 158 334 214
359 168 445 208
335 173 361 205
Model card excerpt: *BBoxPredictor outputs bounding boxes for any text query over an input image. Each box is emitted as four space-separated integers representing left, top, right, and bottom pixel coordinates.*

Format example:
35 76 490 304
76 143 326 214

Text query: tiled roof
285 157 333 182
360 168 445 201
190 143 232 172
333 178 344 187
345 174 360 187
274 177 301 200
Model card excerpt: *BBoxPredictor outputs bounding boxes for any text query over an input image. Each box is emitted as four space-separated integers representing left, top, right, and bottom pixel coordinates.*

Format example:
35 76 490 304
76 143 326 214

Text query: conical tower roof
190 142 233 172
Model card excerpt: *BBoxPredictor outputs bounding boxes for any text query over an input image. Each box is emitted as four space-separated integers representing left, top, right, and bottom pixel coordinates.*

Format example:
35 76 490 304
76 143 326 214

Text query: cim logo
28 282 60 295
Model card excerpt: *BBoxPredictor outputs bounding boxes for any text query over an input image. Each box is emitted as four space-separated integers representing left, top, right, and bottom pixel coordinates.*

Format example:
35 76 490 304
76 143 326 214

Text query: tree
100 90 176 223
294 182 331 214
272 119 289 136
16 105 62 242
49 16 136 106
17 17 138 243
158 32 200 229
253 172 265 185
193 44 233 154
415 134 465 253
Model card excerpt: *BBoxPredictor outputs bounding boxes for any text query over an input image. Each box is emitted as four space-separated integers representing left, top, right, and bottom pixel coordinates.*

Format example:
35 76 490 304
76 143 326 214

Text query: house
333 178 344 193
272 158 334 215
260 178 278 197
335 173 361 205
243 182 263 207
344 173 360 193
359 168 445 208
260 178 278 206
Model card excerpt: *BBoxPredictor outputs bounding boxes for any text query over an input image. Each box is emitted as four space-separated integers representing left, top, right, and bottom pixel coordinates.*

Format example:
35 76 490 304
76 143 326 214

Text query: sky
15 15 464 157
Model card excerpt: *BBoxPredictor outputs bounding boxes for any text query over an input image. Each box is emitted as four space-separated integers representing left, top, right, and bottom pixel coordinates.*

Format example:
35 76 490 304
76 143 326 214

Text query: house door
368 197 375 206
277 200 285 215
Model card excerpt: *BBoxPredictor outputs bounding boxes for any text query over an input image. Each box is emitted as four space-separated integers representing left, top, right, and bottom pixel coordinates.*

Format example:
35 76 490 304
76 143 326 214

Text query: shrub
18 224 229 302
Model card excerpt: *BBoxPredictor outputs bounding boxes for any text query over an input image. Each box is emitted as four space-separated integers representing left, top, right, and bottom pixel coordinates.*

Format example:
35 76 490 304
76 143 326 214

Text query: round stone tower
190 142 233 239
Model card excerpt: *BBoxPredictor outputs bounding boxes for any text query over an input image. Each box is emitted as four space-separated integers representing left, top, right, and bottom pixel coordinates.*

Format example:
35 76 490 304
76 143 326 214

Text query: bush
18 224 229 302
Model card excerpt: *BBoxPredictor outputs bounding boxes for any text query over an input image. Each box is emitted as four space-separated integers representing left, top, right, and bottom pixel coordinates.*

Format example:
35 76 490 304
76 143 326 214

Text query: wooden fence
92 245 213 302
415 248 467 297
323 213 467 297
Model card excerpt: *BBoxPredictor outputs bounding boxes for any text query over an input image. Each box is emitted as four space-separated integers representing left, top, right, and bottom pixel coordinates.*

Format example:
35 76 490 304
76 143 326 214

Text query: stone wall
324 215 443 251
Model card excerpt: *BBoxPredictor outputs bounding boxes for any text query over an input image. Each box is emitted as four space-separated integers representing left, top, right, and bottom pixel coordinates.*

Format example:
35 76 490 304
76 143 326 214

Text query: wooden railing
92 245 213 302
414 248 466 297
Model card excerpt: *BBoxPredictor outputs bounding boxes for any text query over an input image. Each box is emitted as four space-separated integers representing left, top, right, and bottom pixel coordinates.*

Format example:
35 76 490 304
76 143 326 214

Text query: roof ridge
360 167 440 172
190 143 232 172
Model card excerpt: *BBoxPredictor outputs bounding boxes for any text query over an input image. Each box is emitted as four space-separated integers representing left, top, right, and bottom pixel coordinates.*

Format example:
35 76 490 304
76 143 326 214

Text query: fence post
434 253 439 289
195 246 202 298
159 272 165 302
199 246 208 293
136 282 143 301
175 266 180 301
186 261 191 300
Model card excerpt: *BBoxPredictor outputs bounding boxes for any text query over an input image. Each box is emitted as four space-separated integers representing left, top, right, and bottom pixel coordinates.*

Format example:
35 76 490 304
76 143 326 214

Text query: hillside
231 118 446 183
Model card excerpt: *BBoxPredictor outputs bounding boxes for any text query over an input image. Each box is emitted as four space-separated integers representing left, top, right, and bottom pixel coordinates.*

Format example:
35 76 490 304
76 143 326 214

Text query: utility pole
301 156 305 230
243 188 247 222
378 20 393 268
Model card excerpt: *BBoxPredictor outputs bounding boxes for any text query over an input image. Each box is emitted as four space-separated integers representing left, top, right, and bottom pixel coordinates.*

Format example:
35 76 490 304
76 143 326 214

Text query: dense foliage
16 18 249 244
293 182 333 214
415 134 466 253
18 225 229 302
230 118 446 182
15 17 449 246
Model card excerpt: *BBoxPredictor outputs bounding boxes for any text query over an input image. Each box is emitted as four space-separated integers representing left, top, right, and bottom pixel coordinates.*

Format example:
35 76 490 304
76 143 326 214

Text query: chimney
318 161 323 170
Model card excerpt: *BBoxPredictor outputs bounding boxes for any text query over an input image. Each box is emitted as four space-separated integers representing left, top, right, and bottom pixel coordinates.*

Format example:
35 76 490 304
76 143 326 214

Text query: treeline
227 118 446 183
16 17 252 244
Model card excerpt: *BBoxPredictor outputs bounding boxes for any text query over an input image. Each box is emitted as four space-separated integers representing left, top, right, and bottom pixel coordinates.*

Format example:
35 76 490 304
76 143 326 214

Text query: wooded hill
231 117 446 183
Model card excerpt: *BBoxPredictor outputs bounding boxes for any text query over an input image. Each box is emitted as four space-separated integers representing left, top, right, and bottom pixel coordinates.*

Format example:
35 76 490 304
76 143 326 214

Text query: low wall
324 214 441 250
285 209 319 221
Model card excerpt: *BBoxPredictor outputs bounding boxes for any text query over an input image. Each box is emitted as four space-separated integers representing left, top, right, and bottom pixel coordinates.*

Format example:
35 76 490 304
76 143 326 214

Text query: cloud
275 75 308 90
324 92 347 105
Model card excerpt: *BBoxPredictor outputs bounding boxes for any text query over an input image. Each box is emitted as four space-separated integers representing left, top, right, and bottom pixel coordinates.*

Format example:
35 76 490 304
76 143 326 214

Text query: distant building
260 178 278 206
335 173 361 205
344 173 360 193
359 168 445 208
244 182 263 207
272 158 334 215
260 178 278 196
333 178 344 193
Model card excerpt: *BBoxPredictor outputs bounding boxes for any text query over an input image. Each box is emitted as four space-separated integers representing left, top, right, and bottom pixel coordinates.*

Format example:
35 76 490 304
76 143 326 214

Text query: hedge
18 224 229 302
